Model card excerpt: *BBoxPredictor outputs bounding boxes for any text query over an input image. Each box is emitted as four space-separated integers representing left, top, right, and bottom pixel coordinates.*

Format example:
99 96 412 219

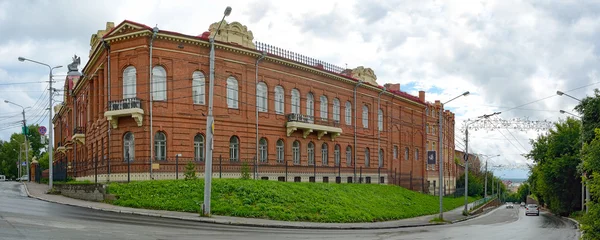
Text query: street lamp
557 90 588 213
484 154 501 198
464 111 501 214
5 100 30 182
18 56 62 189
203 6 232 217
438 91 469 220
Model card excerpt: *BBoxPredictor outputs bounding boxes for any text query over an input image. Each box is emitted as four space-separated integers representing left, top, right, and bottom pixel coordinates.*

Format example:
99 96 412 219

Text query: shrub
184 162 197 180
240 162 250 180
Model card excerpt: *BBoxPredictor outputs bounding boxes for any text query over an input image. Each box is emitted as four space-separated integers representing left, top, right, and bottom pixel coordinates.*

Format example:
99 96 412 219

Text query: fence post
253 156 257 180
95 155 98 184
313 160 316 181
359 166 362 183
338 161 341 179
378 167 381 184
176 155 179 180
285 161 288 182
410 170 413 190
219 155 222 179
394 168 397 185
127 159 131 183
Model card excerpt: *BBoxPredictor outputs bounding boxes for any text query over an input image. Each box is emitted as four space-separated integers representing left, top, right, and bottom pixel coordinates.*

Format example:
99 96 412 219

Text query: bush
107 179 477 223
184 162 197 181
240 163 250 180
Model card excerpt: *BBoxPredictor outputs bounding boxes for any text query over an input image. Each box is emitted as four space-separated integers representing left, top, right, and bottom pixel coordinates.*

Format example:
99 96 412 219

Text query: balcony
104 98 144 129
285 113 342 141
71 126 85 145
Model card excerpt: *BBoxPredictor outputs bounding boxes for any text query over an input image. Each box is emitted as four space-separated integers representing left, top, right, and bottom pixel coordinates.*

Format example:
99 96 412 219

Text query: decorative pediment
208 20 256 49
89 22 115 57
350 66 378 86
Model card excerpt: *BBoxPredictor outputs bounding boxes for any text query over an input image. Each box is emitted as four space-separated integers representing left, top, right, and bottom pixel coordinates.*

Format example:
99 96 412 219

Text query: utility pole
203 6 232 217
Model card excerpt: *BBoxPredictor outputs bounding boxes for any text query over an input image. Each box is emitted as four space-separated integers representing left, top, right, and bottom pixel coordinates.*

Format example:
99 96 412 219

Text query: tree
184 161 197 180
526 118 583 216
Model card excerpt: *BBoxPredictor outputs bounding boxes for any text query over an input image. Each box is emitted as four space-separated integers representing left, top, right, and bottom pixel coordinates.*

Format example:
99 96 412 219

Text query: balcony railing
286 113 340 128
255 42 345 74
108 97 142 111
73 126 85 134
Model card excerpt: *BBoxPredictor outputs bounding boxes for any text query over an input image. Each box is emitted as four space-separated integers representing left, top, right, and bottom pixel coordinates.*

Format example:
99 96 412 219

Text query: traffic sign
39 126 47 135
21 162 26 166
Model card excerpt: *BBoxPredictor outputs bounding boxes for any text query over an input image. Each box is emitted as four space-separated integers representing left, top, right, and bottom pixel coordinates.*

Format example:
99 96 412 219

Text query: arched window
379 149 384 167
308 142 315 165
345 101 352 125
275 86 284 114
192 71 205 104
291 89 300 114
425 106 429 116
334 144 341 166
259 138 268 162
333 98 340 123
292 141 300 164
321 143 328 166
123 66 136 98
378 109 383 131
227 77 239 109
306 93 314 122
346 146 352 166
365 148 370 167
256 82 268 112
276 139 284 163
404 147 409 161
320 95 328 120
229 136 240 161
123 132 134 162
415 148 420 161
152 66 167 101
362 105 369 128
194 134 204 161
154 132 166 161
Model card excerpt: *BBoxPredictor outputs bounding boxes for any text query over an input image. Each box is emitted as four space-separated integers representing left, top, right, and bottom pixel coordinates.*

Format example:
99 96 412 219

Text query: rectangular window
393 145 398 159
276 144 284 163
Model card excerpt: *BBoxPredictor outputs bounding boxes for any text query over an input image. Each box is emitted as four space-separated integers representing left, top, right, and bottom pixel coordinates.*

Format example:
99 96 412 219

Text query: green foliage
575 89 600 144
527 118 583 216
38 152 49 170
240 162 250 180
107 179 477 223
581 130 600 239
184 161 197 180
0 124 47 179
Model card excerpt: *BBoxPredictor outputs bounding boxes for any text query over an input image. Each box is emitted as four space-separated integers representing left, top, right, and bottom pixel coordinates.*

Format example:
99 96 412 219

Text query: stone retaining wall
54 183 107 202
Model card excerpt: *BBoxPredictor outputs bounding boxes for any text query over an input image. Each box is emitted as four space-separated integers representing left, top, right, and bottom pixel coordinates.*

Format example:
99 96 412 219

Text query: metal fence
56 157 424 190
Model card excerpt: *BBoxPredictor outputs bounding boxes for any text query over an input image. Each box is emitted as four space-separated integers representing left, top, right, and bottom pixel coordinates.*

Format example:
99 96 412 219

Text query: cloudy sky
2 0 599 179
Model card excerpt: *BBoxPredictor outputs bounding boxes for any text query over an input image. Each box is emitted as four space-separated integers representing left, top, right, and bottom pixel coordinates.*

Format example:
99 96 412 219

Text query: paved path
24 182 475 229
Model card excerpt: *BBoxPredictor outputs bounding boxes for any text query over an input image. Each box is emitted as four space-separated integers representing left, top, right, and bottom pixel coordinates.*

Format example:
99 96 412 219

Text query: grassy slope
107 179 475 223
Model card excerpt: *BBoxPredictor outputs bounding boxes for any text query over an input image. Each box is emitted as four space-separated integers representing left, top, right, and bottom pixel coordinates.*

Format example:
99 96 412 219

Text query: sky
2 0 599 179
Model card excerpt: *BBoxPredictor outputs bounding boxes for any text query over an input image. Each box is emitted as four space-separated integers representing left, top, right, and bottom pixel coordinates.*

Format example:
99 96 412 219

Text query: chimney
419 91 425 102
384 83 400 92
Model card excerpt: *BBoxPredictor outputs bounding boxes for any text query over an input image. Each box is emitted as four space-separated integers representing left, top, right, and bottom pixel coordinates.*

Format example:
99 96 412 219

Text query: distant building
51 20 456 191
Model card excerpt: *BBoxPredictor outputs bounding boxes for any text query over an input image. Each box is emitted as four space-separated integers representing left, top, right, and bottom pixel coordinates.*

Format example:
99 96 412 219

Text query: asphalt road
0 182 579 240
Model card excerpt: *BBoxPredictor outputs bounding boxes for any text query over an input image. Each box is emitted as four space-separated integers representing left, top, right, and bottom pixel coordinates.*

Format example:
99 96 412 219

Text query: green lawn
107 179 475 223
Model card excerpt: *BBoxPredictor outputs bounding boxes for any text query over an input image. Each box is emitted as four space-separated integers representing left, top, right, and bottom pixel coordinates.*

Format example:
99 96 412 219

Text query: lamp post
5 100 30 181
560 109 586 212
18 57 62 189
484 154 500 198
203 6 232 217
557 90 588 213
438 91 469 220
464 111 501 213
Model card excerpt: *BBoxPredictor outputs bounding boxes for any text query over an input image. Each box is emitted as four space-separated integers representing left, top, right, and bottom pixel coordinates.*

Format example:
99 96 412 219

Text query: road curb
20 183 473 230
565 217 583 239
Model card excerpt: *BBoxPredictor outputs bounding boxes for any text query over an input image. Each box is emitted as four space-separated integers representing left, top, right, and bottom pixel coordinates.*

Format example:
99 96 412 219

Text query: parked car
0 175 5 181
506 202 514 209
18 175 28 181
520 202 526 207
525 204 540 216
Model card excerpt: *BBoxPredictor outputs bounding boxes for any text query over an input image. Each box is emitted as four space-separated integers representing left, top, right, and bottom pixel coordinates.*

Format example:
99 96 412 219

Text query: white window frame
155 132 166 161
230 136 240 162
362 105 369 128
308 142 315 165
227 77 239 109
192 71 205 104
320 95 328 120
393 145 398 159
321 143 328 166
123 132 134 162
333 98 340 123
276 139 284 163
346 146 352 166
291 89 300 114
334 144 340 166
152 66 167 101
307 93 314 122
259 138 268 162
275 86 284 114
194 134 204 161
365 148 370 167
256 82 268 112
345 101 352 125
378 108 383 131
292 141 300 164
379 149 384 168
123 66 136 99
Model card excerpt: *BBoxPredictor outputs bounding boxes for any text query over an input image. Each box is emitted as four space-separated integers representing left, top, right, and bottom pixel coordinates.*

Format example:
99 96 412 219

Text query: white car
18 175 28 181
525 204 540 216
506 202 514 208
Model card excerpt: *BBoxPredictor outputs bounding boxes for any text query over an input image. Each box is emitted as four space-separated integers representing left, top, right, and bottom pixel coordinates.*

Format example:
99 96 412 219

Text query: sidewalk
23 182 481 229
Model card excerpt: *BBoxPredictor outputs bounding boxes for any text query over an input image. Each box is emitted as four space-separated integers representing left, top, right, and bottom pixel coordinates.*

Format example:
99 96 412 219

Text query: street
0 182 579 240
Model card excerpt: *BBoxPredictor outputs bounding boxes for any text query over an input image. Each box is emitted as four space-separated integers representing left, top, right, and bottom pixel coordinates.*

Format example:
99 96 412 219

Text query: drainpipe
149 26 159 180
254 51 267 180
102 39 111 182
377 88 386 170
353 80 364 182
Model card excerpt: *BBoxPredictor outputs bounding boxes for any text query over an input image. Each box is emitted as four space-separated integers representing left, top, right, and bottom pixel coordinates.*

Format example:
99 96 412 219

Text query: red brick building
51 20 457 191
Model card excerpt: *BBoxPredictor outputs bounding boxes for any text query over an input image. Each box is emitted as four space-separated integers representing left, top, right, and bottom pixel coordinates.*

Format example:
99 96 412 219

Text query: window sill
228 108 240 114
